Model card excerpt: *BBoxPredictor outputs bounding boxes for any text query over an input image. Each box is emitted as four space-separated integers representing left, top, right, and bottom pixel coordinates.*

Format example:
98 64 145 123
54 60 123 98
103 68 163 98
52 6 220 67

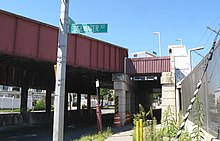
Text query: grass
74 127 112 141
102 106 114 109
0 108 20 112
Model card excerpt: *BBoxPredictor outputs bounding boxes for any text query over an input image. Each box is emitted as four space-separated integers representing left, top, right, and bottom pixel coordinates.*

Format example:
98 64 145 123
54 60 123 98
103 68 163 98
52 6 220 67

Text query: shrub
34 99 45 111
133 104 150 126
133 105 192 141
191 96 204 141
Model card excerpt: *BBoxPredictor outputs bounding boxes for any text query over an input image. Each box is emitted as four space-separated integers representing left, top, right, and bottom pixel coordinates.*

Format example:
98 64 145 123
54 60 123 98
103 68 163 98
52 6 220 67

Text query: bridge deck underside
0 53 113 94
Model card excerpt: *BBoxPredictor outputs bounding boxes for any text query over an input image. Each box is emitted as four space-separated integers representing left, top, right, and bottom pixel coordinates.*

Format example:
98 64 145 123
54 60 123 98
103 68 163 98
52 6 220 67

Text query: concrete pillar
20 71 28 123
87 94 91 110
20 85 28 115
46 89 52 113
161 72 176 119
65 92 68 111
77 93 81 111
115 90 126 126
113 73 133 126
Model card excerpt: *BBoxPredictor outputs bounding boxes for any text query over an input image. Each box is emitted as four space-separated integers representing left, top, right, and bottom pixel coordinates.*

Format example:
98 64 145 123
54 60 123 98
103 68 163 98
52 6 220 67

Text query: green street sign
69 23 108 33
68 17 75 25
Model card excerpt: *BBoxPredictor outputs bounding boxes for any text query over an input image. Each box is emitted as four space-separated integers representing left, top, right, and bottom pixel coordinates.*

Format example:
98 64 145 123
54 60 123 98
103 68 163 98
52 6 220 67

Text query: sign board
96 79 99 88
68 17 75 25
69 23 108 33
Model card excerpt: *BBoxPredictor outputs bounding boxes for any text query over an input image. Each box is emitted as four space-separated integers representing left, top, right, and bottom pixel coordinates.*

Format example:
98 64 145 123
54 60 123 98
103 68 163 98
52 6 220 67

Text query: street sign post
69 23 108 33
95 79 102 132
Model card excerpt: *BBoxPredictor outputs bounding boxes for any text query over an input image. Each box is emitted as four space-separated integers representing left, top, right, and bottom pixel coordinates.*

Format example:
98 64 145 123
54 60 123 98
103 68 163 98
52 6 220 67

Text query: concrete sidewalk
105 124 133 141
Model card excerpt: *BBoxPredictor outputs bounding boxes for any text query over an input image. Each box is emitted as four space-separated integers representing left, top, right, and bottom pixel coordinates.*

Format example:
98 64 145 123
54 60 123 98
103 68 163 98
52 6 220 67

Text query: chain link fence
181 41 220 137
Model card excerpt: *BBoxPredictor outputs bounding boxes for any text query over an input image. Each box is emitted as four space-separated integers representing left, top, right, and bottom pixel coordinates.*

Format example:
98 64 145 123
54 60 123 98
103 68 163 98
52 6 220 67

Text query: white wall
0 96 32 110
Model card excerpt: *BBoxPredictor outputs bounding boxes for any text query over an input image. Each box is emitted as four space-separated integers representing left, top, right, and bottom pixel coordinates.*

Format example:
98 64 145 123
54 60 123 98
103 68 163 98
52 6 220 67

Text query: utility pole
53 0 69 141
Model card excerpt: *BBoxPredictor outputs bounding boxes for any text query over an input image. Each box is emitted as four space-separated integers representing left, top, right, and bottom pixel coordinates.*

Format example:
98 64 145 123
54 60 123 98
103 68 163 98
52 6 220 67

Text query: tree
34 99 46 111
100 88 109 107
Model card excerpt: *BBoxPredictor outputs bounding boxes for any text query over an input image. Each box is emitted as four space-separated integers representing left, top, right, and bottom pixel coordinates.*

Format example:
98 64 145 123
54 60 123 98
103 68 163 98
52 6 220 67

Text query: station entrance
131 74 162 112
113 56 176 126
113 73 165 126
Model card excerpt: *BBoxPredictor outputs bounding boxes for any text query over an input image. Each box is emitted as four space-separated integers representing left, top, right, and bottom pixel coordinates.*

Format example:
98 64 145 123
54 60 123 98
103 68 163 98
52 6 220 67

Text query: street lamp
176 38 183 46
153 32 161 56
188 46 204 71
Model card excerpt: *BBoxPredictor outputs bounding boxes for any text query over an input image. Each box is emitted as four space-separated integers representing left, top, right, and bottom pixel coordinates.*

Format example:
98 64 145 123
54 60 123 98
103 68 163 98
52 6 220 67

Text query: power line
191 20 220 68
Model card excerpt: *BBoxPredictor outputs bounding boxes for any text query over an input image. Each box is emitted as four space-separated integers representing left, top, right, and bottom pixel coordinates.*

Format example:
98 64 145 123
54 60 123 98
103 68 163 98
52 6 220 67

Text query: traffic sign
69 23 108 33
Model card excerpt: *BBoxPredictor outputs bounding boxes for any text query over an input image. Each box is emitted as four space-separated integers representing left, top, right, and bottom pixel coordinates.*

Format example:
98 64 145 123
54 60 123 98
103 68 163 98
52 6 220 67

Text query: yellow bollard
140 119 143 141
136 120 140 141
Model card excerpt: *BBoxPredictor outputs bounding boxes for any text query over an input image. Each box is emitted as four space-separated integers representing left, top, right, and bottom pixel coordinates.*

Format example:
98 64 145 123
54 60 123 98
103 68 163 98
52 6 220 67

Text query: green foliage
74 127 112 141
145 117 159 141
0 108 20 112
34 99 45 111
191 96 204 141
160 106 178 139
100 88 109 106
14 108 21 112
176 112 192 141
100 88 108 96
159 108 192 141
133 105 192 141
133 104 150 126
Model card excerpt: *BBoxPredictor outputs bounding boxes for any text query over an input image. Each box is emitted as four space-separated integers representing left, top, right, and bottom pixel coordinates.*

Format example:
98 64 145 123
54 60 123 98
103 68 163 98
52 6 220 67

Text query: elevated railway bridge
0 10 176 127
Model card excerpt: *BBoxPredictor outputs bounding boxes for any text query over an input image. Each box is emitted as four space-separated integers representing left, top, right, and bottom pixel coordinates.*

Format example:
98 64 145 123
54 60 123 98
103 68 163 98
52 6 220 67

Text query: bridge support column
113 73 133 126
77 93 81 111
161 56 177 119
46 89 52 113
87 94 91 112
65 92 68 111
161 72 176 119
20 71 28 123
115 90 126 126
20 88 28 113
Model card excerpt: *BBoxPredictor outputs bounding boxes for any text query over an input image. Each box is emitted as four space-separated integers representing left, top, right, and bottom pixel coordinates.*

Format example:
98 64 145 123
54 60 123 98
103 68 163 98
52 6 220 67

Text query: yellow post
136 120 140 141
140 119 143 141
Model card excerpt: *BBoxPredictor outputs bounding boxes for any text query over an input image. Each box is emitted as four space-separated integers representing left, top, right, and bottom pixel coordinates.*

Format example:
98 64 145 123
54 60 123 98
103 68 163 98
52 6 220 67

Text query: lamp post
153 32 161 56
176 38 183 46
188 46 204 71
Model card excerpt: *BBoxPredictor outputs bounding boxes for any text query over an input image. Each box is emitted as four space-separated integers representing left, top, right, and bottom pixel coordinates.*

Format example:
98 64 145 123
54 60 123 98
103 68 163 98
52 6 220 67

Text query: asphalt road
0 122 103 141
0 109 115 141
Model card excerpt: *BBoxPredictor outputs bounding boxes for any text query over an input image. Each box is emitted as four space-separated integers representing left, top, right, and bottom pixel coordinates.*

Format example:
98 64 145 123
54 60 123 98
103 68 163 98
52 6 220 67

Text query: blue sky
1 0 220 66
